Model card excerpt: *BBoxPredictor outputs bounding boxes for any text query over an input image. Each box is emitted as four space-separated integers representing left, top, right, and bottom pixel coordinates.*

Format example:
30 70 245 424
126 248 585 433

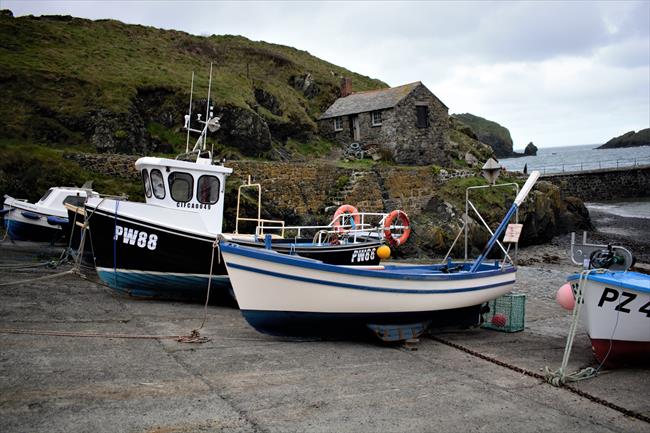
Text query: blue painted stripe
228 262 515 294
220 242 515 281
97 269 231 300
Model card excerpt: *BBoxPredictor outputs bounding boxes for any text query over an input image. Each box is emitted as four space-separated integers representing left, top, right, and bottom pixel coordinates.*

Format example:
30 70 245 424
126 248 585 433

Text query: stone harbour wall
542 166 650 201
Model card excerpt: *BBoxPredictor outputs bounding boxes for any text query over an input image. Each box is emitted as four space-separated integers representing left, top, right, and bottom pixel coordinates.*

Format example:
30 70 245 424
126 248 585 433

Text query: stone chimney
340 77 352 97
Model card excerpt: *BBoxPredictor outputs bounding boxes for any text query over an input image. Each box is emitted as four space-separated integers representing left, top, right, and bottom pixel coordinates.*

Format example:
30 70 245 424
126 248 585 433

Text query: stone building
318 79 449 165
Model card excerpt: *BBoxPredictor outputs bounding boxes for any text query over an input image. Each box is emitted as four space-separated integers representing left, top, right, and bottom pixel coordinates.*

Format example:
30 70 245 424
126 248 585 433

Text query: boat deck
0 242 648 433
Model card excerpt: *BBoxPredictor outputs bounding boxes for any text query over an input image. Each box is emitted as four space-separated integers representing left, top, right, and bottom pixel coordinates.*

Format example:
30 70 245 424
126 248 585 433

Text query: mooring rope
543 268 610 386
430 335 650 424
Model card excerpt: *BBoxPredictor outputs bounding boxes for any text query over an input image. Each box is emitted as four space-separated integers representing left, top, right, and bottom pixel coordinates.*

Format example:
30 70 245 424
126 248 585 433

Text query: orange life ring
383 210 410 247
332 204 360 232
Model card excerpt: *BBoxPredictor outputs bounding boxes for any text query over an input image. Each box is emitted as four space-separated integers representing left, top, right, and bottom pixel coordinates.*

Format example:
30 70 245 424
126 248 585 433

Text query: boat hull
568 271 650 367
3 206 64 242
85 202 390 302
85 203 227 302
221 243 517 337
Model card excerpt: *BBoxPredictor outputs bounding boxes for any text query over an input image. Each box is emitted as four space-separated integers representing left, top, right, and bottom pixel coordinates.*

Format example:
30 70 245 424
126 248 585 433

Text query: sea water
499 144 650 174
586 198 650 220
499 144 650 220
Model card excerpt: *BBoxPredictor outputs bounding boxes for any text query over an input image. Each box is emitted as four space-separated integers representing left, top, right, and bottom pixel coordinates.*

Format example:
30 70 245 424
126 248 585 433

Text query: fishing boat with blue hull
220 171 541 340
2 184 99 242
82 156 233 300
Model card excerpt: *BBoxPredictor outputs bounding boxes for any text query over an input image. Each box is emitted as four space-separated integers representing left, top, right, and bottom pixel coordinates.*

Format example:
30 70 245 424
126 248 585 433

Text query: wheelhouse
135 156 232 234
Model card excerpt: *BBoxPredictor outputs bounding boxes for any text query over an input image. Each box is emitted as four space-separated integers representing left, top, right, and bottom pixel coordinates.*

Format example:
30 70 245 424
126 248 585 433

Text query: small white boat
567 270 650 366
221 172 540 339
2 185 99 242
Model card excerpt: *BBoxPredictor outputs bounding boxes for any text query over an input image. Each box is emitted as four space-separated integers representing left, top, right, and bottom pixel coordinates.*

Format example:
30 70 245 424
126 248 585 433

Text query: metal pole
185 72 194 154
203 63 213 152
464 188 469 262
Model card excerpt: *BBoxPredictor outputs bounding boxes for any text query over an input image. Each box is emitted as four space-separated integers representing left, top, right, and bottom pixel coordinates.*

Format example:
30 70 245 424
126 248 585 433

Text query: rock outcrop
524 142 538 156
598 128 650 149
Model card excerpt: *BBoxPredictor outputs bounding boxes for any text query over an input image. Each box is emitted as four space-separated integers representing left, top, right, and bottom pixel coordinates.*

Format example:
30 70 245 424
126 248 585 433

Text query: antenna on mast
184 71 194 154
180 63 220 163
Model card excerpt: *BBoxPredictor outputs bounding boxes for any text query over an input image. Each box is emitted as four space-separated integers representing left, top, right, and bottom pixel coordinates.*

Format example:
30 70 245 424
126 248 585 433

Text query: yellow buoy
376 245 391 260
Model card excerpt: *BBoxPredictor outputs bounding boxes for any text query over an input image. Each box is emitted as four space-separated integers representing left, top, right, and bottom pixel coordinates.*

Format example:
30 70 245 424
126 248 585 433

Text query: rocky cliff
598 128 650 149
451 113 515 158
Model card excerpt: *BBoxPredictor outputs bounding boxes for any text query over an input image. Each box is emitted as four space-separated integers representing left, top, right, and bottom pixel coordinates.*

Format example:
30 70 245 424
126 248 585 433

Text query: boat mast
181 63 220 162
185 71 195 154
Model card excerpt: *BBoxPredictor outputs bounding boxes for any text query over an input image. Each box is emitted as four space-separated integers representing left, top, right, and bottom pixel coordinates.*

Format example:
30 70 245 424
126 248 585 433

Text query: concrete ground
0 241 648 433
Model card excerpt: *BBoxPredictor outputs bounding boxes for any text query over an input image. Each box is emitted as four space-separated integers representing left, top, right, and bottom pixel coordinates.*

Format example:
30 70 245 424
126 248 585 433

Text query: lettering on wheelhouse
176 202 212 210
351 248 375 263
114 225 158 250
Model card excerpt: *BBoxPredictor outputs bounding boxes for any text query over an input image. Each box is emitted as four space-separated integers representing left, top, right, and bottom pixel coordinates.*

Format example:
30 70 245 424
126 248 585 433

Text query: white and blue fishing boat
567 270 650 366
220 172 541 340
2 184 99 242
556 236 650 368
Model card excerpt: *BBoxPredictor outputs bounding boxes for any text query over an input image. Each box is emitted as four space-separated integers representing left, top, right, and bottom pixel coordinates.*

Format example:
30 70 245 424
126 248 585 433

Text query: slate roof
319 81 446 120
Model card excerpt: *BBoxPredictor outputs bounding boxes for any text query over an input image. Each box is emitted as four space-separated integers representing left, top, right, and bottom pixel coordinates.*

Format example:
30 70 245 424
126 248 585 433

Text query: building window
197 175 220 204
150 169 166 199
168 172 193 203
334 117 343 131
371 111 382 126
416 105 429 128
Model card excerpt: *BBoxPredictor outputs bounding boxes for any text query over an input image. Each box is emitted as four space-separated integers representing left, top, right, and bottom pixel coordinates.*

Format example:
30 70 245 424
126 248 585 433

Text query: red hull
591 338 650 368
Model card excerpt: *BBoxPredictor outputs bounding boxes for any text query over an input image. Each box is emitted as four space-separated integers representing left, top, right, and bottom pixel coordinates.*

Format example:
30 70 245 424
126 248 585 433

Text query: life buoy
332 204 360 232
383 210 410 247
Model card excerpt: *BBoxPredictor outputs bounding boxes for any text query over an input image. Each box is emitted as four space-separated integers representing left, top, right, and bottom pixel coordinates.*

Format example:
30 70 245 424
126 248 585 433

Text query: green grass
285 137 334 158
0 13 387 148
336 159 377 170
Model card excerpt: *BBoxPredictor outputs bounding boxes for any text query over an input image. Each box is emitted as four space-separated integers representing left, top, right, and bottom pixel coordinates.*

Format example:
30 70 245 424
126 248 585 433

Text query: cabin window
62 195 85 207
142 169 152 198
150 169 166 199
416 105 429 128
371 111 382 126
39 188 54 202
168 172 194 203
197 175 220 204
334 117 343 131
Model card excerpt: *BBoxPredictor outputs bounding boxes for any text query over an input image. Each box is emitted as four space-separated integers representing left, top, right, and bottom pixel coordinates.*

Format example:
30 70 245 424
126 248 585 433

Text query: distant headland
598 128 650 149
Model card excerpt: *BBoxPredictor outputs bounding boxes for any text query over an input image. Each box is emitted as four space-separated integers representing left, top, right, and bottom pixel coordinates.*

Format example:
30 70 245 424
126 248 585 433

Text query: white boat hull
569 271 650 366
220 243 516 337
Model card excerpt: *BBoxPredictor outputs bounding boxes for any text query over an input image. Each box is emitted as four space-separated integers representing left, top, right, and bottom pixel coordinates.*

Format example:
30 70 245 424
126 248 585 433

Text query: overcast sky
5 0 650 148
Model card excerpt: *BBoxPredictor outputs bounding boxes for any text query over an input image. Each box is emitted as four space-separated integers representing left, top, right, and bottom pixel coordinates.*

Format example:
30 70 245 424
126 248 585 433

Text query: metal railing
516 156 650 175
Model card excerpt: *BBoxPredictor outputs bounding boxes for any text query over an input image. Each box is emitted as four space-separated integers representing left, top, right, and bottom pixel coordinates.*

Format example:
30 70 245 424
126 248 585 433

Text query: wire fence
515 156 650 175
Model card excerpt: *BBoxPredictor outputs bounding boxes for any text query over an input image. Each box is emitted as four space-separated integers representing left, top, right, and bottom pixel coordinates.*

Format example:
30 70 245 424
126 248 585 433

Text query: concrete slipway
0 242 648 433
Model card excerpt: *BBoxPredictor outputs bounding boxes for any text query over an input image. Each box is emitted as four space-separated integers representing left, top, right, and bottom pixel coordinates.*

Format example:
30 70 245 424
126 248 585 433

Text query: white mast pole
185 71 194 154
203 62 214 152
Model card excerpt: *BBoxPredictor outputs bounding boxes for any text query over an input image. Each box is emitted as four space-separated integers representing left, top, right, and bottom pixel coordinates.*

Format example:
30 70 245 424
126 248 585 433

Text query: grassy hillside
0 11 385 155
